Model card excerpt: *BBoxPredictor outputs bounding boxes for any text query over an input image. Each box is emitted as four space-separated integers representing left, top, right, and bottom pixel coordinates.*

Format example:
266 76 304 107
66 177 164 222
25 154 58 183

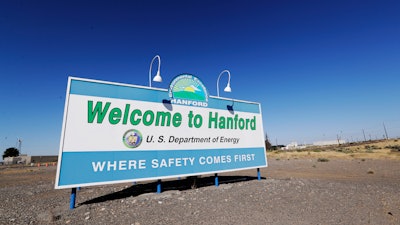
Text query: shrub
338 148 353 154
386 145 400 152
317 158 329 162
365 145 379 150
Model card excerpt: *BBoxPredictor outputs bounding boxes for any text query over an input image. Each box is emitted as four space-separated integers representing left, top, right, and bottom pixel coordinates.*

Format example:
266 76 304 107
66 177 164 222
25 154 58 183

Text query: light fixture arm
217 69 232 97
149 55 162 87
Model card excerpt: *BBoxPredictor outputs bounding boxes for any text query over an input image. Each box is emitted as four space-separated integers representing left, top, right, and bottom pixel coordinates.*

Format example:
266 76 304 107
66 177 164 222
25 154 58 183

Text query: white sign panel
55 75 267 189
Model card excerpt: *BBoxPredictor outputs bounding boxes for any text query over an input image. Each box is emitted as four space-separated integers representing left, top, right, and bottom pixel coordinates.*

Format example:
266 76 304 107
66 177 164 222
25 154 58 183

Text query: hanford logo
169 74 209 107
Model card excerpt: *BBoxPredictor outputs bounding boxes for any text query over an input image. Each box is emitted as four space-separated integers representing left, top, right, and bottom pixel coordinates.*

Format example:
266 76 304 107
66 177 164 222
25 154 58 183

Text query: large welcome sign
55 75 267 189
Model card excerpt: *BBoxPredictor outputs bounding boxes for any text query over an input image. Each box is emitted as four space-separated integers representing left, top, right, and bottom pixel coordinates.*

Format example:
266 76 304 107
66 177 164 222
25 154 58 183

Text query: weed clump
317 158 329 162
336 148 353 154
365 145 380 150
385 145 400 152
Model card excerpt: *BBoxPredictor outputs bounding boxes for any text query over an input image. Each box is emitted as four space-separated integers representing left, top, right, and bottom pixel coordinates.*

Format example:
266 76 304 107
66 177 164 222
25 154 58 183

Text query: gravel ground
0 158 399 225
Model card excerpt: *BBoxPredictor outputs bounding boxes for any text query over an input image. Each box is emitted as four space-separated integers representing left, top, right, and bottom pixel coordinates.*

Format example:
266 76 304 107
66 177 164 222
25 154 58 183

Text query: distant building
30 156 58 164
313 140 346 146
3 154 30 165
282 142 307 150
3 155 58 165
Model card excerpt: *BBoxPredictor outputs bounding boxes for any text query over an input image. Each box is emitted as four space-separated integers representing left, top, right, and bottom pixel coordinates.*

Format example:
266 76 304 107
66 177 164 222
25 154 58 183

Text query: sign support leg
157 179 162 193
70 188 77 209
257 168 261 180
214 173 219 187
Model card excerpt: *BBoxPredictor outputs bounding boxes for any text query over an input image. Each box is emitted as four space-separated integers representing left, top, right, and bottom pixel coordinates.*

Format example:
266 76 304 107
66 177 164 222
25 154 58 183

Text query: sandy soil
1 141 399 224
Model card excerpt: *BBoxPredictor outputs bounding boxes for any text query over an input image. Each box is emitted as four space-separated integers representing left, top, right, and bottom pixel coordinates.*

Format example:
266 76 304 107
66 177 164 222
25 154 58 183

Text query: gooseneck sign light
149 55 162 87
216 69 232 97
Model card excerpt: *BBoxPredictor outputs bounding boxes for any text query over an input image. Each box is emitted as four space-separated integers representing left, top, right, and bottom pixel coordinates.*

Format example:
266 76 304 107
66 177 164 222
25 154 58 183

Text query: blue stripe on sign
70 79 165 103
207 98 260 114
57 148 267 187
69 79 260 113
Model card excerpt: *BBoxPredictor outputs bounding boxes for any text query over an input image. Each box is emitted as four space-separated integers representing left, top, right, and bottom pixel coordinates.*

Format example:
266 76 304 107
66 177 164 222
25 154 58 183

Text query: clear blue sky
1 0 399 156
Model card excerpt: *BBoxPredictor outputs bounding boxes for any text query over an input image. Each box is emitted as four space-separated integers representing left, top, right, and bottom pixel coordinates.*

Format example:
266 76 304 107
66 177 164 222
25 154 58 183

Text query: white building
282 142 307 150
3 155 31 165
313 139 346 146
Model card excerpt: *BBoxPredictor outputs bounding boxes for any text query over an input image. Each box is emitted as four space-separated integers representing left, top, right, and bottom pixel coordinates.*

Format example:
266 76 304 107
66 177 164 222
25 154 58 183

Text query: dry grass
268 139 400 160
0 167 38 175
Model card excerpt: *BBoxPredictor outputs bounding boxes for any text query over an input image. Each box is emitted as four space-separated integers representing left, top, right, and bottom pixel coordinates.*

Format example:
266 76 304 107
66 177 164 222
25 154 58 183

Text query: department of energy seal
123 129 142 148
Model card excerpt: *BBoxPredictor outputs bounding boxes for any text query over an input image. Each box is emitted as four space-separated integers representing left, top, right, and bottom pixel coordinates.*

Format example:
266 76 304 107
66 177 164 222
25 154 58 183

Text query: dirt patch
0 141 400 225
1 143 399 224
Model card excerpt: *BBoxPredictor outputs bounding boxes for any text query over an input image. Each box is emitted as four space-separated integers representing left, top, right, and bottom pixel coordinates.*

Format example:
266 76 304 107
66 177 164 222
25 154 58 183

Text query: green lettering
226 117 233 129
130 109 142 125
238 118 245 130
122 104 130 124
87 101 188 128
155 111 171 126
208 112 218 128
250 116 256 130
234 114 239 129
143 110 154 126
109 108 122 124
218 116 226 129
172 113 182 127
88 101 111 124
188 111 194 128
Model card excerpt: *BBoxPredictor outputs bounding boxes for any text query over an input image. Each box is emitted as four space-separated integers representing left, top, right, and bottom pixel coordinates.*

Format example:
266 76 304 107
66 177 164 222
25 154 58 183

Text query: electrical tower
16 138 22 154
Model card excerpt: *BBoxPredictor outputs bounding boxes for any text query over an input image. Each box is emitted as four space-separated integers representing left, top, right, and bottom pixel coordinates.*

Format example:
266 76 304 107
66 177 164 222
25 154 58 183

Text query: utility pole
362 129 366 142
16 138 22 155
383 122 389 140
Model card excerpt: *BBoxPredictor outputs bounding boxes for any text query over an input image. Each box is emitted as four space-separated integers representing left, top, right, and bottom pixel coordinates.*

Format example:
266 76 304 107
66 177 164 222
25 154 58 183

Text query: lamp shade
153 71 162 82
224 84 231 93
